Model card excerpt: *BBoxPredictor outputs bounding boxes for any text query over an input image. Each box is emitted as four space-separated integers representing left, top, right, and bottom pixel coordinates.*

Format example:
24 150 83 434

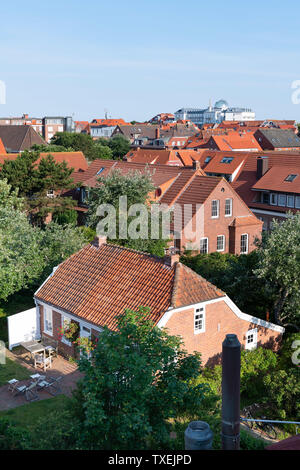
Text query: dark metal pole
221 334 241 450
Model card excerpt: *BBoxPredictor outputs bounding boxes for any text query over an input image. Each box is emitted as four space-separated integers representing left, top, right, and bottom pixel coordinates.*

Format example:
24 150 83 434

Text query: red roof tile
252 166 300 193
35 242 225 330
0 151 88 172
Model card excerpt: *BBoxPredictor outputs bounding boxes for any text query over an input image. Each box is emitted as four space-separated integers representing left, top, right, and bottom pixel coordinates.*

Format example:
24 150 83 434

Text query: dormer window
285 174 298 182
221 157 234 164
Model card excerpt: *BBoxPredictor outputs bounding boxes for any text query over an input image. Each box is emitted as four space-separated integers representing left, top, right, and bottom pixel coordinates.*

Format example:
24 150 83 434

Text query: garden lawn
0 395 71 431
0 358 31 386
0 289 35 343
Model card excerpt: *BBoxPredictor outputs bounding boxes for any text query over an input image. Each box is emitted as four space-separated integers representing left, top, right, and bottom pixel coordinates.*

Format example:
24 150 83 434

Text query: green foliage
181 251 271 319
240 428 266 450
255 213 300 330
87 169 168 257
50 132 97 161
263 368 300 420
29 409 80 450
92 142 113 160
0 179 24 211
78 226 96 243
0 418 31 450
240 348 278 399
31 143 72 152
0 150 76 220
53 208 78 226
73 307 206 450
278 332 300 369
0 204 87 300
107 135 131 159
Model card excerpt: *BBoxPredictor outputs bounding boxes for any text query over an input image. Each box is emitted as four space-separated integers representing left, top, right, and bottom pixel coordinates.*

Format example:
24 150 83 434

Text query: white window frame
61 315 72 346
200 237 208 254
217 235 225 252
278 194 286 207
194 306 205 334
225 198 232 217
245 328 257 350
240 233 248 254
287 195 295 208
211 199 219 218
270 193 278 206
44 307 53 336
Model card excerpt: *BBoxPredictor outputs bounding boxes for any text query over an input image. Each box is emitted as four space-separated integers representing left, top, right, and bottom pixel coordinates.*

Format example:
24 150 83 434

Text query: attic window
96 168 105 175
221 157 234 164
204 157 211 163
285 174 298 182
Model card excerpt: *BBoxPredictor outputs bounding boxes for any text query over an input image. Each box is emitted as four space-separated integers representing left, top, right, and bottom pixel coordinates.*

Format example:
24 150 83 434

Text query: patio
0 347 83 411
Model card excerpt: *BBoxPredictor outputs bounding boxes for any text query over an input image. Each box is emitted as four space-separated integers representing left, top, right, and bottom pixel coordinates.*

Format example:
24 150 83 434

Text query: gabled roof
0 125 45 152
209 132 262 151
125 148 206 166
35 242 225 330
255 129 300 148
0 138 6 154
0 151 88 172
72 159 203 189
252 166 300 194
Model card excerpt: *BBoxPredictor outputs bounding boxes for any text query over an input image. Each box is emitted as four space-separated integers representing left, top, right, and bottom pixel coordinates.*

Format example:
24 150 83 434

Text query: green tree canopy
107 135 131 159
86 169 168 256
0 150 76 222
50 132 98 161
73 307 206 450
255 213 300 330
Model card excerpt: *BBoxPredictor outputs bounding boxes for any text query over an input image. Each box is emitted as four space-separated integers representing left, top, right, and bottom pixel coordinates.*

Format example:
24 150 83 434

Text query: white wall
7 307 40 350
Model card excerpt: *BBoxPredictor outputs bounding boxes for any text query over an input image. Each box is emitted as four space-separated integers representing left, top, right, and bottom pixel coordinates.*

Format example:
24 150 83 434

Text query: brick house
71 159 262 254
34 238 284 366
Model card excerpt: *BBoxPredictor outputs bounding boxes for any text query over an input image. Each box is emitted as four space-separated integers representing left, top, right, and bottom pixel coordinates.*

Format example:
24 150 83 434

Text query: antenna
104 108 108 119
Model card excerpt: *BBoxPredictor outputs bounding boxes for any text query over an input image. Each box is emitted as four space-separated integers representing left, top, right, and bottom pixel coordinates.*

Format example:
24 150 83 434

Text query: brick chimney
256 156 268 180
164 253 180 267
155 127 160 139
192 160 201 170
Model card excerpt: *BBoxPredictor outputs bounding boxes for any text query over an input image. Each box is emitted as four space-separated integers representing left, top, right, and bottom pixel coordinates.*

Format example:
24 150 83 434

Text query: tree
0 151 76 222
107 135 131 159
73 307 206 450
50 132 98 161
0 179 24 211
0 206 44 300
181 251 271 320
255 213 300 330
92 142 113 160
87 169 168 256
0 196 87 300
31 143 72 153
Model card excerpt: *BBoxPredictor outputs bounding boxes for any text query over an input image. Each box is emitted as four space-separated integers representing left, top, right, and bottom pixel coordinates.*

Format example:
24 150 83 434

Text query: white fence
7 307 40 350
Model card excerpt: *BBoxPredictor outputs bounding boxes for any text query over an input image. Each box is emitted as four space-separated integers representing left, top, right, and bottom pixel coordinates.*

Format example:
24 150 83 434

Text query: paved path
0 348 83 411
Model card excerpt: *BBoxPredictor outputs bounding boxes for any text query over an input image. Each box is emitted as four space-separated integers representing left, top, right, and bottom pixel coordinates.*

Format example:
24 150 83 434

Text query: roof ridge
97 241 174 269
180 262 226 297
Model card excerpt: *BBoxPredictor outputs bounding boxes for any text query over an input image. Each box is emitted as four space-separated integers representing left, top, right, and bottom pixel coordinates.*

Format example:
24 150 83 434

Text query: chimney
93 235 107 247
256 156 268 180
192 160 201 170
164 253 180 267
155 128 160 139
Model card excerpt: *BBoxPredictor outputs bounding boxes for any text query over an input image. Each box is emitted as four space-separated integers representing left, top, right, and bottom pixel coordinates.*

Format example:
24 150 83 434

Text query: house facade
34 239 284 366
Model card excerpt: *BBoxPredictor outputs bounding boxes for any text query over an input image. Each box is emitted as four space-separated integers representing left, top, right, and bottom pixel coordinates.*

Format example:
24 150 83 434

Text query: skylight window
285 174 298 182
96 168 105 175
204 157 212 163
221 157 234 164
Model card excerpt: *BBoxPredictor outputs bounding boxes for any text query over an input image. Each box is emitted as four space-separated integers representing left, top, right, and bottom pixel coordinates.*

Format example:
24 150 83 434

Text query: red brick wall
180 180 262 254
164 300 282 366
39 304 75 358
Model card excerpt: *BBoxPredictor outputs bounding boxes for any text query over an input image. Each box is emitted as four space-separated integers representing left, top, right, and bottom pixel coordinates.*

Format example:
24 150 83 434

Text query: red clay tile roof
35 242 225 330
0 138 6 154
209 132 262 151
252 166 300 194
0 151 88 172
204 153 246 175
73 159 202 189
229 215 263 227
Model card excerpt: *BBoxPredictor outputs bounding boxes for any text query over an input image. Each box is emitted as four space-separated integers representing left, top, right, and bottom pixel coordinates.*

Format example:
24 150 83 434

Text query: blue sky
1 0 300 122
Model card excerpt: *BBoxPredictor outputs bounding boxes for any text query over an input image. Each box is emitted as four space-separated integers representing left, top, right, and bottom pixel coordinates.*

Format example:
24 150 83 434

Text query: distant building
0 125 45 152
175 99 255 126
43 116 74 143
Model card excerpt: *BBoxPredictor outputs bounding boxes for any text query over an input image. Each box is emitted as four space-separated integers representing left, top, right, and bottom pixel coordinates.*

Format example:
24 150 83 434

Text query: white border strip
157 295 285 333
